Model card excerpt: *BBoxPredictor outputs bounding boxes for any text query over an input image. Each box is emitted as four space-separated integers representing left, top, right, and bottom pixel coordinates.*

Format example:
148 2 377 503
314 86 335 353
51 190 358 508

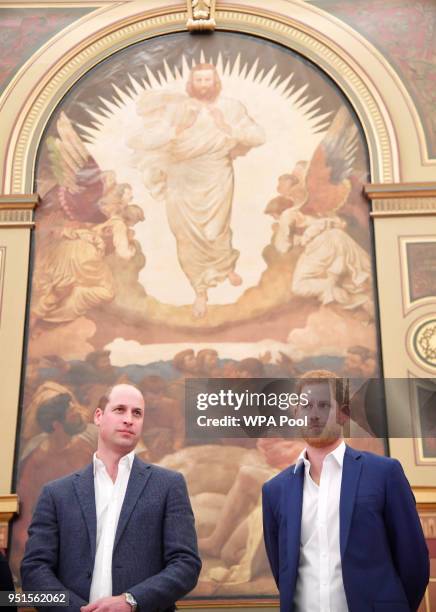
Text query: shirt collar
294 447 310 473
294 440 346 473
93 450 135 476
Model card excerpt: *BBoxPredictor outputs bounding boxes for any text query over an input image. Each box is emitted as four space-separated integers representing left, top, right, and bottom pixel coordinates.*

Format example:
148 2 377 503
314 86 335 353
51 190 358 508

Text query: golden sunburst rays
78 51 332 145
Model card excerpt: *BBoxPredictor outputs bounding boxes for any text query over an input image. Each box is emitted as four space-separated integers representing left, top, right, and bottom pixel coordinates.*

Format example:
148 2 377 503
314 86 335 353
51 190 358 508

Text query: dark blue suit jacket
21 458 201 611
262 446 429 612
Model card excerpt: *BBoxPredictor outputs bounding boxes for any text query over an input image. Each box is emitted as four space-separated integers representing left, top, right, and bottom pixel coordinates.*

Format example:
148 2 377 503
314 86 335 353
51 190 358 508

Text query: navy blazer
262 446 429 612
21 458 201 611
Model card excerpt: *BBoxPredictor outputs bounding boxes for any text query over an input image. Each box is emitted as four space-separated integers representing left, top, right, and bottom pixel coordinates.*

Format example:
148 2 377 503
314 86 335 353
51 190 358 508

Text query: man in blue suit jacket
21 384 201 612
262 371 429 612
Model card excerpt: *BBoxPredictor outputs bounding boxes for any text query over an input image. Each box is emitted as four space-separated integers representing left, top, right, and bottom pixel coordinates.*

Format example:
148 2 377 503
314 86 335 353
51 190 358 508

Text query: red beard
190 86 220 103
303 434 342 448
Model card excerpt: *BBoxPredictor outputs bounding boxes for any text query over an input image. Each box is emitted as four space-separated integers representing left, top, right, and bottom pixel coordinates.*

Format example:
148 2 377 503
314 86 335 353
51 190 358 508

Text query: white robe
133 93 265 293
291 219 371 309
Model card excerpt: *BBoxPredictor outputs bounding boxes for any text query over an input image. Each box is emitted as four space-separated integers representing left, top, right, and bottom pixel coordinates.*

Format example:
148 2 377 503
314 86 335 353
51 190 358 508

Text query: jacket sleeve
262 483 279 588
129 473 201 611
0 551 14 591
20 485 87 612
384 459 429 610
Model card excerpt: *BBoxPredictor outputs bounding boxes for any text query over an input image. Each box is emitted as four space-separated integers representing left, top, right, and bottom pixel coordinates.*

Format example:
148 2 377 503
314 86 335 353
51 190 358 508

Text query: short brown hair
97 389 113 412
97 383 142 411
296 369 349 408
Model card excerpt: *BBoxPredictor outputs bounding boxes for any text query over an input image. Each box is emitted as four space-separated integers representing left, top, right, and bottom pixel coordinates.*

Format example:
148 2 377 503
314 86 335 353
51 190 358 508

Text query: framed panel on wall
410 377 436 465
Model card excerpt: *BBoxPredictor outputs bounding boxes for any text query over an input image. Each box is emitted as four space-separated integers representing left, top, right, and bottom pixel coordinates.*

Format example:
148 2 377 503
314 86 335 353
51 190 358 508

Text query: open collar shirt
89 451 134 602
293 441 349 612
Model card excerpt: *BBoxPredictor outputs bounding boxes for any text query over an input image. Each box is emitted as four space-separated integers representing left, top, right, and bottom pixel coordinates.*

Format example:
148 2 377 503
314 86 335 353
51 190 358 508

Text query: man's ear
94 408 102 426
337 402 350 426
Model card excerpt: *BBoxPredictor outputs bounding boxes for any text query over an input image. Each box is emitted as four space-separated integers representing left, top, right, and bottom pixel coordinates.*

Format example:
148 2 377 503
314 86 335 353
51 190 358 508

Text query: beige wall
0 200 36 493
0 198 35 551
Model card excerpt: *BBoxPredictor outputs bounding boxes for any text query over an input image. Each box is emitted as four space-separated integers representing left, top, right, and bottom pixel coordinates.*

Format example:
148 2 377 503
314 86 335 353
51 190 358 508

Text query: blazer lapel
113 457 152 552
73 463 97 562
284 463 304 580
339 445 362 558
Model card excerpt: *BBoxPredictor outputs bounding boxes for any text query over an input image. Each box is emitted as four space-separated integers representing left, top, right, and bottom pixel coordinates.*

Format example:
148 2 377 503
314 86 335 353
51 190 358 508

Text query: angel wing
301 107 358 216
46 112 108 223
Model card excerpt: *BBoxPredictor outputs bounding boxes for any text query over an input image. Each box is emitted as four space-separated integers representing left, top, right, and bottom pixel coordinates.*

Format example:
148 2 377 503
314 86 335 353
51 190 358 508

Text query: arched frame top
0 0 433 193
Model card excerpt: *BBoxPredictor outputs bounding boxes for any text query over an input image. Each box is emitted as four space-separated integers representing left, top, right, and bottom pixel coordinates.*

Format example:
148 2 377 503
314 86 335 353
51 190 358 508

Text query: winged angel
32 112 144 326
128 63 265 318
265 107 372 314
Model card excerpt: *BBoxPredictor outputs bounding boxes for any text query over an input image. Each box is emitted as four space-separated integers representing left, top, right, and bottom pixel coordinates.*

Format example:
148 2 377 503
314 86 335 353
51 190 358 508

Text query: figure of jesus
131 63 265 317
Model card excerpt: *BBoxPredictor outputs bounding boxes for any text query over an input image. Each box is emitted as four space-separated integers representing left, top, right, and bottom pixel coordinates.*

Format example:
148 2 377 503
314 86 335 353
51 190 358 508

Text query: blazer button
87 571 92 578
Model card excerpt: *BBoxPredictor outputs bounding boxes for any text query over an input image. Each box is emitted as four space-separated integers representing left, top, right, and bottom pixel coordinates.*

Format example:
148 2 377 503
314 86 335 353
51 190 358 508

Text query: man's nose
123 412 133 425
311 405 321 418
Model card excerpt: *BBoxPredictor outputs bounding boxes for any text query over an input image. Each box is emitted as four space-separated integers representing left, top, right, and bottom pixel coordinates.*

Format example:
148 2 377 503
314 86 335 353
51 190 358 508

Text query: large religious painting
11 31 384 602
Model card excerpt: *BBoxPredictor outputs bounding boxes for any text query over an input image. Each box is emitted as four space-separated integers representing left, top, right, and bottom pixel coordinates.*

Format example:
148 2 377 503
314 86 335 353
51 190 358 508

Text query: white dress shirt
293 441 349 612
89 451 134 602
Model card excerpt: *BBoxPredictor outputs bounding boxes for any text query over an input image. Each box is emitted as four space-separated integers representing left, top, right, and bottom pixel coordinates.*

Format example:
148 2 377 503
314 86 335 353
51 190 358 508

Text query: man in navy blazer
21 384 201 612
262 371 429 612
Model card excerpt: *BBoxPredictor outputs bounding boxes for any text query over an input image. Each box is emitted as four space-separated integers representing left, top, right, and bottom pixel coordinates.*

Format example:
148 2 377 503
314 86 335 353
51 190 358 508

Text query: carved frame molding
0 1 403 195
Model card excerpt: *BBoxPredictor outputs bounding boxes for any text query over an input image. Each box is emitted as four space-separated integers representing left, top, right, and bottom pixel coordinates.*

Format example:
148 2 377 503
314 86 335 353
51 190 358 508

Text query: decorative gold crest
187 0 216 31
